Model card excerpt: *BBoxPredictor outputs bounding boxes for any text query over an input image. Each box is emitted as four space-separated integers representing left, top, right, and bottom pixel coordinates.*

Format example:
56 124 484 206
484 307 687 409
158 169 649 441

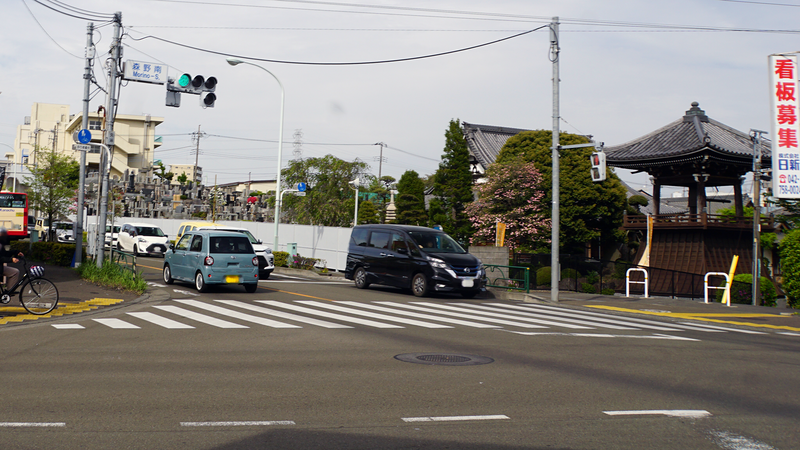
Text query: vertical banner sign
769 55 800 199
496 222 506 247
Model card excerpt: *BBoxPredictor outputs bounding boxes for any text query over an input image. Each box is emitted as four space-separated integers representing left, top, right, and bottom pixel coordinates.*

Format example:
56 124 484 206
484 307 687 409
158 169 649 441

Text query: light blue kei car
162 230 260 293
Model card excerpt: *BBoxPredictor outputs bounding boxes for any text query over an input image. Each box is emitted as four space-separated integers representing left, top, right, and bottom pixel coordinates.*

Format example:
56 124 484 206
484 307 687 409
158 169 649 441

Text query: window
391 233 408 253
351 228 369 247
136 226 165 237
190 235 203 252
210 236 253 254
89 120 102 131
368 231 391 250
176 234 191 251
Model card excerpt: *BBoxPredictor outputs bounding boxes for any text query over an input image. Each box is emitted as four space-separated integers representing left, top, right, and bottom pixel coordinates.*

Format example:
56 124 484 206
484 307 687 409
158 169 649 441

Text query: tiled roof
461 122 530 170
622 181 687 215
605 102 771 169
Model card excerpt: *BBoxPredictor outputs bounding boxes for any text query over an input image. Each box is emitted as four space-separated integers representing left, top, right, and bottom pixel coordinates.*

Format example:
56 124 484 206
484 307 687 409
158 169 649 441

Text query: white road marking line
380 302 546 328
93 318 140 329
147 282 167 287
402 415 510 423
153 305 249 328
127 312 195 329
603 410 711 418
216 300 352 328
180 421 295 427
708 430 777 450
297 301 452 328
258 300 403 328
0 422 66 427
260 281 345 284
173 289 200 296
456 303 626 330
52 324 84 329
484 303 641 330
521 303 708 332
175 300 301 328
676 322 767 335
778 331 800 336
340 301 499 328
503 331 700 341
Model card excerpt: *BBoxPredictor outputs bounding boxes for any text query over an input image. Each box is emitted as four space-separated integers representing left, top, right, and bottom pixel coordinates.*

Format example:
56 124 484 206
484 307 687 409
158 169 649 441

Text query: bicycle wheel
19 278 59 315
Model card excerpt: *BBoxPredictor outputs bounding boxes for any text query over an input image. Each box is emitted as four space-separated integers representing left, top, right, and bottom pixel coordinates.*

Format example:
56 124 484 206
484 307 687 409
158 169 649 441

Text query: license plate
225 275 240 283
461 279 474 288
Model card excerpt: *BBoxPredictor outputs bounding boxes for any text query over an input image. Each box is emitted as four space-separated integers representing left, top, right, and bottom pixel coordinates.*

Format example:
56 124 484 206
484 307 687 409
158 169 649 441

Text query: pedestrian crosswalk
49 299 773 337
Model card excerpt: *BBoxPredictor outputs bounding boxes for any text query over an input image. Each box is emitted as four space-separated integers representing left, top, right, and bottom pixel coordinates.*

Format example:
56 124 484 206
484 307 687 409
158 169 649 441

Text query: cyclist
0 227 23 302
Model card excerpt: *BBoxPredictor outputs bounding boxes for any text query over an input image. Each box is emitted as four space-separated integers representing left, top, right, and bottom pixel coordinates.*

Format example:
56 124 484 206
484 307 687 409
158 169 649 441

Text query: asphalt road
0 256 797 449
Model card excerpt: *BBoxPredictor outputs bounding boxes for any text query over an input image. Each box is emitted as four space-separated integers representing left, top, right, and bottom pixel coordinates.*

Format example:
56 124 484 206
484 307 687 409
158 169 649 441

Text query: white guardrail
625 268 649 298
704 272 731 306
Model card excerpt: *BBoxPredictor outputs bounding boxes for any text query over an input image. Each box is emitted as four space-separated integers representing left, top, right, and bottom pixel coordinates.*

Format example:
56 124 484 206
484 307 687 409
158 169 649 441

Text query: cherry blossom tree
466 158 550 251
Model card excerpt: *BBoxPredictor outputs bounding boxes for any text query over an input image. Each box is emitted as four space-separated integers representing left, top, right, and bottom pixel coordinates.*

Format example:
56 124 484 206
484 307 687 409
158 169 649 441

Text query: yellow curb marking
586 305 800 332
0 298 125 325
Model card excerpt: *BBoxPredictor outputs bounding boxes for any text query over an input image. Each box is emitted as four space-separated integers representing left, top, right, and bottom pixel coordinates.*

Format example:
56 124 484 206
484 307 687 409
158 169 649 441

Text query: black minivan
344 224 486 298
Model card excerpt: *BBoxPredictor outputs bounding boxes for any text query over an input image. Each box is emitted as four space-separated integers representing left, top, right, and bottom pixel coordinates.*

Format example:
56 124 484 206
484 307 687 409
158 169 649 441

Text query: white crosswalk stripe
51 299 783 336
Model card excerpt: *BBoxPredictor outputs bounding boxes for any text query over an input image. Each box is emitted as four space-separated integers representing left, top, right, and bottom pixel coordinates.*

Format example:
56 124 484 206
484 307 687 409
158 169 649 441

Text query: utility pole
375 142 387 179
96 11 122 268
550 17 561 303
75 21 94 267
751 129 767 306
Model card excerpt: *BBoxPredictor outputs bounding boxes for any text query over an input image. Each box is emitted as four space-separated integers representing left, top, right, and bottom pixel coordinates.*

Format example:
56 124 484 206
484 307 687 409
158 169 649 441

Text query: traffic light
166 74 217 108
590 151 606 182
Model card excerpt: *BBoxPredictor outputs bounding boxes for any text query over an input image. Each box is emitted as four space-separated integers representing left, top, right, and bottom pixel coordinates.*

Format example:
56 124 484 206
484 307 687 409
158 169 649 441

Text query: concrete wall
470 246 509 266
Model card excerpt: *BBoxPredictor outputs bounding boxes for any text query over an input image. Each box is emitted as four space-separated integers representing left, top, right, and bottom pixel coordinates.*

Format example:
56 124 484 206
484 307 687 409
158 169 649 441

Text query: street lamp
349 177 360 227
226 57 285 253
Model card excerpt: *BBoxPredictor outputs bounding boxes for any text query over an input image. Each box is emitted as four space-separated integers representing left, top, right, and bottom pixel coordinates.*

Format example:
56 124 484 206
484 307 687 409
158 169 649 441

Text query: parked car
117 222 170 257
163 230 259 293
104 224 121 249
344 224 486 298
197 225 274 279
53 221 75 243
175 220 221 241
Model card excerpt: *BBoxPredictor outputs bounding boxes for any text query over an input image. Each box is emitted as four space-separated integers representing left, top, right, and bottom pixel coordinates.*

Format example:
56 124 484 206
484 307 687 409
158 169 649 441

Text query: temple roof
605 102 771 170
461 122 530 171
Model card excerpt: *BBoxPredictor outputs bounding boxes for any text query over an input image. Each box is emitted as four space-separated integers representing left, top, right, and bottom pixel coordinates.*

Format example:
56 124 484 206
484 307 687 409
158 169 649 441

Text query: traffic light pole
97 11 122 268
550 17 560 303
75 21 94 267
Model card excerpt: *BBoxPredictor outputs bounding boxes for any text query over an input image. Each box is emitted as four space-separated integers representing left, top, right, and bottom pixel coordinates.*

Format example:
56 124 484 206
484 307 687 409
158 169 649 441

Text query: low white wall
84 216 353 271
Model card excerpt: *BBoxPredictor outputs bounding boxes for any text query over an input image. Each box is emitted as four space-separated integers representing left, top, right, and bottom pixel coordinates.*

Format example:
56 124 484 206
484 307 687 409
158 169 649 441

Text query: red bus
0 192 29 240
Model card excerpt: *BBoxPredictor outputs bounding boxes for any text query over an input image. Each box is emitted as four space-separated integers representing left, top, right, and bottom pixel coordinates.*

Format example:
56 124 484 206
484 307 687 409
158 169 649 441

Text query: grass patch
76 261 148 294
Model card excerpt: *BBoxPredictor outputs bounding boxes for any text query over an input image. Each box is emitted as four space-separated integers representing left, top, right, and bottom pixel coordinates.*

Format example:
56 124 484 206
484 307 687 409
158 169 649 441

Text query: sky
1 0 798 196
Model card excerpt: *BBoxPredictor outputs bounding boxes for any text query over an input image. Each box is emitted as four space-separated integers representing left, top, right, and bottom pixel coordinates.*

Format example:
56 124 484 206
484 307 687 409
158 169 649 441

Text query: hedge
10 241 86 267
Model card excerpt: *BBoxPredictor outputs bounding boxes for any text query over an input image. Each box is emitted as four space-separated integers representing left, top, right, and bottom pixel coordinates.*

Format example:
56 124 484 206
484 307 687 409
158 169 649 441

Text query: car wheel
163 264 174 285
461 290 479 299
411 273 429 297
244 283 258 293
195 271 209 293
354 267 370 289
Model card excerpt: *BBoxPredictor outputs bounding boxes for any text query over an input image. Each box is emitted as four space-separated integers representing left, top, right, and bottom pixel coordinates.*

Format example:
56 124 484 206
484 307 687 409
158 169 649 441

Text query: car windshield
106 225 120 233
55 223 73 230
408 231 466 254
136 226 165 237
210 236 254 254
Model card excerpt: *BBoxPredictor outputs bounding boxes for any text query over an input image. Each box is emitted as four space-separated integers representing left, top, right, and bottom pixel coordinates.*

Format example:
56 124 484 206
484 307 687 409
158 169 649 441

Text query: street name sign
123 60 167 85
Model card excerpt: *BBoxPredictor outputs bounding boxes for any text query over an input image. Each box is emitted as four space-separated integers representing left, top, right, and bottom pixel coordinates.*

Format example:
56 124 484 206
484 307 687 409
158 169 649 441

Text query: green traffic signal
177 73 191 88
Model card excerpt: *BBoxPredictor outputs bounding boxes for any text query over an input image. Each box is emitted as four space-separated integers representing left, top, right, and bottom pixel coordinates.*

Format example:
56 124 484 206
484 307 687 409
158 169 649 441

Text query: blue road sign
297 182 307 192
78 129 92 144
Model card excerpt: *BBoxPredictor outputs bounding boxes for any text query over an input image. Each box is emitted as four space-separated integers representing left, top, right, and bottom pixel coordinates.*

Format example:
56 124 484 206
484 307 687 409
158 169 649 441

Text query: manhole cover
394 353 494 366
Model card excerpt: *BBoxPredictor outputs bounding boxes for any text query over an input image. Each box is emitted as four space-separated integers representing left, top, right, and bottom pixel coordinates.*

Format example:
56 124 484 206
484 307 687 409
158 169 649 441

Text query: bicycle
0 255 59 315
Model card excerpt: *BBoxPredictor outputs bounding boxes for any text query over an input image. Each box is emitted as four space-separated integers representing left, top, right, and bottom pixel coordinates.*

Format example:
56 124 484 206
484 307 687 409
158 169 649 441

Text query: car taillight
252 257 259 266
204 256 214 266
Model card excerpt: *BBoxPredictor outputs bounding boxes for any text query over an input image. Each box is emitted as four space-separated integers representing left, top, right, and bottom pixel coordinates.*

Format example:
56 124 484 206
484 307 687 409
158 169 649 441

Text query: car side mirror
169 243 175 250
257 240 262 244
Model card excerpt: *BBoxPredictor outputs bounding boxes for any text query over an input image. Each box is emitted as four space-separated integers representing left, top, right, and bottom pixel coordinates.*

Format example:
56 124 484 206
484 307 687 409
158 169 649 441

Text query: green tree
24 146 80 241
177 173 188 185
432 119 474 243
395 170 427 225
357 200 380 224
154 161 174 183
497 130 627 254
281 155 370 227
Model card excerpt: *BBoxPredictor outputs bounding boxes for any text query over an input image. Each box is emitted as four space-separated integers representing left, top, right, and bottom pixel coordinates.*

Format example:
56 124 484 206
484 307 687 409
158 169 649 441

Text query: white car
117 222 169 257
103 225 121 249
196 225 274 279
53 221 75 243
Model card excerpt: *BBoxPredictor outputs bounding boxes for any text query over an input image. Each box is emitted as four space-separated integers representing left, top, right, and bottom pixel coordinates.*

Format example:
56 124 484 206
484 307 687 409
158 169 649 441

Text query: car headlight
428 256 448 269
137 237 147 243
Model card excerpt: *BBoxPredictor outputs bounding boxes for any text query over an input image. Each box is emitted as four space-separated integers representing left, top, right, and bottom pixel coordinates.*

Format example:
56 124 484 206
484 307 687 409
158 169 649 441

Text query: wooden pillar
734 178 744 218
652 181 661 215
698 176 707 214
688 185 698 214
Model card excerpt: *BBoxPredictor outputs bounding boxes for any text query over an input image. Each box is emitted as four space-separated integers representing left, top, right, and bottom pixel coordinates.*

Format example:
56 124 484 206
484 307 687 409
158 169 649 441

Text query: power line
125 26 548 65
21 0 83 59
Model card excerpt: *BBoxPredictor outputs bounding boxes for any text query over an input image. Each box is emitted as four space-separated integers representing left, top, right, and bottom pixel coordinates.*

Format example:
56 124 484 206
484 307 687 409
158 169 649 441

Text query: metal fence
484 265 530 293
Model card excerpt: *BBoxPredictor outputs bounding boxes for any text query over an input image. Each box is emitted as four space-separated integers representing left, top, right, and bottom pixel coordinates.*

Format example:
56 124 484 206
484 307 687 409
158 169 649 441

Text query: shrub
290 254 320 270
11 241 86 267
586 271 600 285
581 282 597 294
273 251 290 267
76 261 147 294
780 229 800 309
716 274 777 307
561 268 580 280
536 266 551 287
601 287 616 296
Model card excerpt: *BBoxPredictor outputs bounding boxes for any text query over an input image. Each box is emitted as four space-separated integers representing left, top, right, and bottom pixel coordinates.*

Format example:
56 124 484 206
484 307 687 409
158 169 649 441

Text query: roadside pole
550 17 561 303
97 11 122 268
75 21 93 267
